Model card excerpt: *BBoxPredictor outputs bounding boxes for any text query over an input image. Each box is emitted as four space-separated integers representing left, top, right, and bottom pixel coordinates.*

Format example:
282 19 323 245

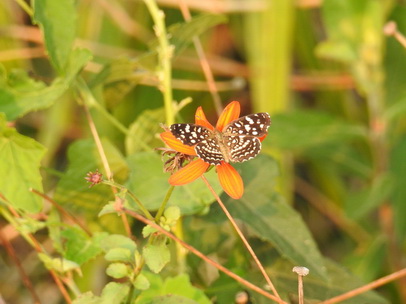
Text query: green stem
75 77 129 135
102 180 154 220
143 0 174 126
0 207 37 249
155 185 174 222
14 0 33 17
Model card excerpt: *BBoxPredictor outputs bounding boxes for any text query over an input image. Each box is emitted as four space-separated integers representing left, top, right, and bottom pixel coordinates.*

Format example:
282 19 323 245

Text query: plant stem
298 275 304 304
122 207 288 304
155 185 174 222
0 227 41 303
0 205 72 303
201 176 281 300
78 89 133 236
76 77 128 135
143 0 174 126
320 268 406 304
178 0 223 115
14 0 33 17
102 180 154 221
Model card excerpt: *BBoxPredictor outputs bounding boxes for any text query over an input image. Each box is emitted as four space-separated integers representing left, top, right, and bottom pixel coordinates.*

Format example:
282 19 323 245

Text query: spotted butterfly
170 113 271 165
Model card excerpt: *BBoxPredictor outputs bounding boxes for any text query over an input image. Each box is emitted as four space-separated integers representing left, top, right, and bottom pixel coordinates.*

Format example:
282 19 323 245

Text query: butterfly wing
170 124 212 146
225 136 262 163
195 138 224 165
225 113 271 137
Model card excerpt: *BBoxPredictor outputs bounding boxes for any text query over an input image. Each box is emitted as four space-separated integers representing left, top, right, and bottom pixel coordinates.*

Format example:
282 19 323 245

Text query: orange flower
160 101 268 199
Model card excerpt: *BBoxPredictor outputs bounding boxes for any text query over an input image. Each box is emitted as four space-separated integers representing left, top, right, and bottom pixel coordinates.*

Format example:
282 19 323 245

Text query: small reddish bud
85 170 103 187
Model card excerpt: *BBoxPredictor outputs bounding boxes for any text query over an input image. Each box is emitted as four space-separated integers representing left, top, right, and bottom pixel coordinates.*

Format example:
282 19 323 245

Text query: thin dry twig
0 229 41 304
0 47 45 61
83 104 132 237
157 0 267 13
0 203 72 304
178 0 223 115
320 268 406 304
200 176 281 300
121 207 288 304
30 189 91 236
296 0 322 8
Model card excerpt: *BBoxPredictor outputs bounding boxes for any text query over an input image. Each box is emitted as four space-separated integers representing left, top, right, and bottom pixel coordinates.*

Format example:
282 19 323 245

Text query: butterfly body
170 113 271 166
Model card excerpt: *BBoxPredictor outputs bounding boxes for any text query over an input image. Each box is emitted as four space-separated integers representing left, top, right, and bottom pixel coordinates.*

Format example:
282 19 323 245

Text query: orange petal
216 101 241 131
160 131 196 155
258 134 268 142
169 159 210 185
217 162 244 199
195 106 214 130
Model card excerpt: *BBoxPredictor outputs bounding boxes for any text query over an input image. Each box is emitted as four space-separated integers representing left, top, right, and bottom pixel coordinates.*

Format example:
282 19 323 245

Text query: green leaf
126 152 222 215
125 108 165 154
88 57 146 109
142 225 158 238
137 13 227 70
33 0 77 72
143 243 170 273
226 155 327 279
134 273 150 290
106 262 129 279
54 139 128 214
15 217 46 234
0 114 46 212
64 48 93 82
163 206 180 224
100 282 130 304
136 273 211 304
150 295 199 304
61 227 106 265
0 68 66 120
72 292 100 304
105 248 133 264
265 110 366 151
73 283 130 304
99 234 137 255
0 49 90 120
38 253 80 273
168 14 228 57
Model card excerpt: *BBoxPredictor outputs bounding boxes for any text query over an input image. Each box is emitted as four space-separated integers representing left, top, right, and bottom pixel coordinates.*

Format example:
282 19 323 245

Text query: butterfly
170 113 271 165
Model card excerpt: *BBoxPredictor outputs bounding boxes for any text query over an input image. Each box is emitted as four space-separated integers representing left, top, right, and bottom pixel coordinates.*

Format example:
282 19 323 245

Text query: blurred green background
1 0 406 303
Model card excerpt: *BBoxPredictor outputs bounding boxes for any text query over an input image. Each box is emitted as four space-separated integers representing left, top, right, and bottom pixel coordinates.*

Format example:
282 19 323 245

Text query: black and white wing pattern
195 138 224 165
224 113 271 137
170 124 212 146
226 136 262 163
169 112 271 165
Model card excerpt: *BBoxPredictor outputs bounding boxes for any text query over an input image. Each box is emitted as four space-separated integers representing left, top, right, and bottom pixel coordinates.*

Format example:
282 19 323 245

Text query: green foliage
143 242 171 273
55 139 128 213
136 273 211 304
229 155 327 279
0 113 46 212
1 0 405 303
73 282 130 304
0 48 91 120
61 227 106 265
126 152 222 214
33 0 77 72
